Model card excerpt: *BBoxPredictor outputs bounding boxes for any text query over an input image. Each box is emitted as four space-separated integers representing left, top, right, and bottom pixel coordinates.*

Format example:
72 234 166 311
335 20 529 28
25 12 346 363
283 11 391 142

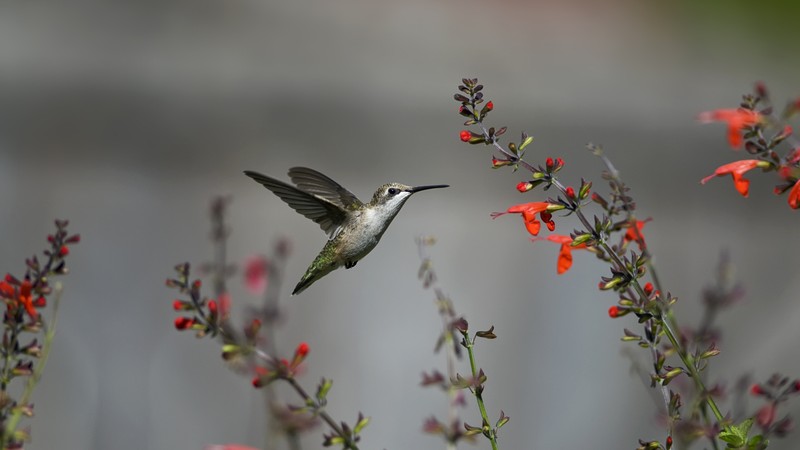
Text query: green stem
285 377 359 450
591 151 724 445
462 334 499 450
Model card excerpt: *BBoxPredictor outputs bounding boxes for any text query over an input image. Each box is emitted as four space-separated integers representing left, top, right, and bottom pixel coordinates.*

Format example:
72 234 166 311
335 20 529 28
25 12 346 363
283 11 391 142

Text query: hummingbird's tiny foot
344 261 357 269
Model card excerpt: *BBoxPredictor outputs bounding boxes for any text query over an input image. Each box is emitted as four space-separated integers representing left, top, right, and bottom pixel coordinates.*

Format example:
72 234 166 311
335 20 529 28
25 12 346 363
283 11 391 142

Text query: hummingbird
244 167 448 295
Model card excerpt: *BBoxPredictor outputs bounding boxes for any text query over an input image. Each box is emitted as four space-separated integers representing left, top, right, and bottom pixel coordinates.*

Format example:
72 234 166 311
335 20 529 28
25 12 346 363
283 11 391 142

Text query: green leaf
718 418 753 448
353 413 370 435
519 135 534 151
316 378 333 403
746 434 767 450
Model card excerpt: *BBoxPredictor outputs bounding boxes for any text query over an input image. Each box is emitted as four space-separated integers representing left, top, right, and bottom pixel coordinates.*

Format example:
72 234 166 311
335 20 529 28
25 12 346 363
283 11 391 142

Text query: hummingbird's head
371 183 449 212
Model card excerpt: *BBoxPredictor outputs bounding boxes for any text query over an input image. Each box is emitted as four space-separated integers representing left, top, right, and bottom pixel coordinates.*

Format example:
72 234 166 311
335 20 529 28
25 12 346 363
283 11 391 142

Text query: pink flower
756 403 776 429
244 256 269 295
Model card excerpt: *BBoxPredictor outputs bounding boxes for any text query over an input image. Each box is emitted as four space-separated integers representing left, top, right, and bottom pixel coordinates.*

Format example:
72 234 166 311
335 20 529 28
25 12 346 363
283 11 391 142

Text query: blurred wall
1 0 799 449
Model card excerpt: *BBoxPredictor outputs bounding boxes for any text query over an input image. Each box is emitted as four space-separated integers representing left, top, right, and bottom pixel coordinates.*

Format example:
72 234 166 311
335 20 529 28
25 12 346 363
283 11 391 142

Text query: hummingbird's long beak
407 184 449 193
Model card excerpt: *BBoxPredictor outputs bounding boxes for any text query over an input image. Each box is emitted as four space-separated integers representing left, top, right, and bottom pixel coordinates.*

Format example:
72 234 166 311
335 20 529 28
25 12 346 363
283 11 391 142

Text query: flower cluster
455 77 799 449
0 220 79 449
166 198 367 450
700 82 800 209
250 341 309 388
168 269 231 336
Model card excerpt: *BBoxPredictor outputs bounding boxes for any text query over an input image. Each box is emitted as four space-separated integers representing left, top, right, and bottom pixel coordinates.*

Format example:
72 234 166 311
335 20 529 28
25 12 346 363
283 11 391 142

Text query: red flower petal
534 235 587 274
788 180 800 209
295 342 310 358
556 243 573 274
700 160 765 197
698 108 761 149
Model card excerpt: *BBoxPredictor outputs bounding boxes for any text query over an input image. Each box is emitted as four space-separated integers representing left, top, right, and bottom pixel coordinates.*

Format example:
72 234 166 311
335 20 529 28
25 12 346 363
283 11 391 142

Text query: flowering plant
455 77 799 449
166 198 368 450
0 220 79 450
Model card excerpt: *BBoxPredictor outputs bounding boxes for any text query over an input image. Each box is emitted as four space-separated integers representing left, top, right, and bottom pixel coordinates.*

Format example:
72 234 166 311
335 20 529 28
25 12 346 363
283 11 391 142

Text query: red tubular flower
486 101 493 110
700 160 769 197
492 158 513 168
295 342 310 358
533 234 587 274
608 306 620 318
623 219 650 251
58 245 69 257
516 181 533 193
496 202 562 236
291 341 310 368
698 108 761 149
0 280 39 319
459 130 471 142
0 281 13 298
788 180 800 209
174 316 195 330
18 280 37 320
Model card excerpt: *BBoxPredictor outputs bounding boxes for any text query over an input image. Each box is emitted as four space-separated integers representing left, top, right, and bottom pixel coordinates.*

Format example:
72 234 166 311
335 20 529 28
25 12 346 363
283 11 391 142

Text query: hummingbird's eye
387 188 398 195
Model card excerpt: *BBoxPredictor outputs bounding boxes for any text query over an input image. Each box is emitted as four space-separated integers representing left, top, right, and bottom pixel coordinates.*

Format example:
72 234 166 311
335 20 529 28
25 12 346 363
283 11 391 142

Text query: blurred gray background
1 0 799 449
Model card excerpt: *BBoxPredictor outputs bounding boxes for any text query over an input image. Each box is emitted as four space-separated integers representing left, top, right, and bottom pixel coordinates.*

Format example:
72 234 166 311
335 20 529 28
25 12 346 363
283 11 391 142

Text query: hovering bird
244 167 448 295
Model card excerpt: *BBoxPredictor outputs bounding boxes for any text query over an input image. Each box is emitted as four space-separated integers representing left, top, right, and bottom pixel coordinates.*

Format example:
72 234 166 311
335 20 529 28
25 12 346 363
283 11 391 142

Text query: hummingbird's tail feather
291 259 338 295
291 275 316 296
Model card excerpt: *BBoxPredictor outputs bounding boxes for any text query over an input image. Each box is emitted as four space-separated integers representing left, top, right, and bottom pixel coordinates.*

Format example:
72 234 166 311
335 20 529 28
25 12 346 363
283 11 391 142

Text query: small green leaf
221 344 240 354
496 410 510 429
353 413 370 435
316 378 333 403
519 135 533 151
718 418 753 448
746 434 767 450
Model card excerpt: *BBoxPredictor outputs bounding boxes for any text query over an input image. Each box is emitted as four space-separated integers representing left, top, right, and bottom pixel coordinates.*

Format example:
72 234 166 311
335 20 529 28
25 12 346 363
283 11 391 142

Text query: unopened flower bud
517 182 534 193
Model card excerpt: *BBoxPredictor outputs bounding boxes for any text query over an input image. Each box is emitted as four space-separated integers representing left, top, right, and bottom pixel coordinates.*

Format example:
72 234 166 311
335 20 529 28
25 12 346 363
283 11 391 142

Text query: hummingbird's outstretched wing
287 167 364 211
244 170 347 238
